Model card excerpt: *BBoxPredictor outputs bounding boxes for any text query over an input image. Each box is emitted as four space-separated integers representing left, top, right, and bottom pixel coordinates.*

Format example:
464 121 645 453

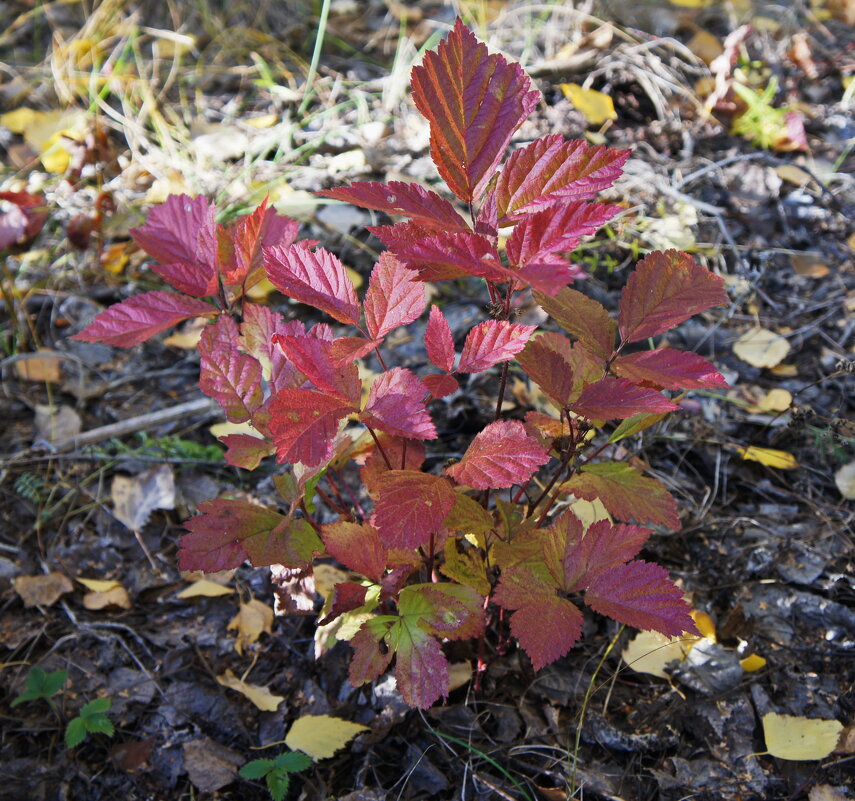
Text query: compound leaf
321 522 386 583
394 231 505 282
72 291 216 347
517 331 578 407
274 333 361 404
618 250 729 343
411 18 540 203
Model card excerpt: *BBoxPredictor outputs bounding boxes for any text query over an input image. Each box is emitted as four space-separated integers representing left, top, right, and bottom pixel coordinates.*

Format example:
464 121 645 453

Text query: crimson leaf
320 181 468 232
321 522 386 583
495 135 630 224
422 373 460 400
265 244 360 325
220 434 275 470
613 349 728 390
274 334 361 404
570 377 679 420
618 250 729 343
516 332 578 407
425 305 456 372
373 470 455 549
363 252 428 340
446 420 549 489
72 291 216 347
130 194 216 271
562 518 652 591
360 367 436 440
394 232 505 282
584 560 697 636
411 18 540 203
456 320 536 373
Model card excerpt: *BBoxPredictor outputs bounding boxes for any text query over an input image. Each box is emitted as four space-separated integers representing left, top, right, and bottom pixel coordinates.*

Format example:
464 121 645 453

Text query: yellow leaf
1 107 38 133
621 629 698 678
313 564 348 601
39 132 73 173
345 266 363 290
83 585 132 610
740 653 767 671
834 461 855 499
691 610 717 641
560 84 617 126
687 30 723 64
245 276 277 303
216 670 284 711
246 114 279 129
440 539 491 595
285 714 369 760
735 445 799 470
15 350 62 383
670 0 711 6
163 316 209 349
177 579 234 598
447 661 472 692
568 497 611 529
77 578 122 593
101 242 130 275
733 327 791 368
762 713 843 760
228 598 274 656
756 388 792 412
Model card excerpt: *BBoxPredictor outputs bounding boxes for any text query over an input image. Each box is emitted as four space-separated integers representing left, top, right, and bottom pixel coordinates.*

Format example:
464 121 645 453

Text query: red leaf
179 499 282 571
364 252 428 339
495 135 630 223
613 349 728 390
198 316 264 423
618 250 729 343
0 191 48 248
360 367 436 440
505 201 619 271
563 462 680 530
446 420 549 489
493 566 583 671
516 332 578 407
368 221 436 249
456 320 536 373
474 190 498 239
358 435 426 497
584 561 697 637
515 260 585 296
425 305 455 372
533 287 615 360
349 623 394 687
265 244 360 325
422 373 459 399
274 333 361 404
269 389 357 466
130 194 217 271
220 434 275 470
318 582 369 625
570 377 679 420
239 304 305 384
72 291 217 347
410 18 540 203
394 232 505 282
322 522 387 582
320 181 468 232
373 470 455 549
329 336 381 365
563 518 652 591
392 623 449 709
151 261 218 297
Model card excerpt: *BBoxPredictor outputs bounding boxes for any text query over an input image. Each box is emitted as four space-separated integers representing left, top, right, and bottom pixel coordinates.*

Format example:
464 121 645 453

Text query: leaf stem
366 426 393 470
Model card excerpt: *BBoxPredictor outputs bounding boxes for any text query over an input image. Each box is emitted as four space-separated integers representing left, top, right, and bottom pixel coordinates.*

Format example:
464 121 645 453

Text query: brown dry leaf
34 403 81 443
228 598 274 655
182 737 243 793
733 327 791 368
16 350 62 382
285 714 369 759
776 164 812 185
687 30 723 64
13 572 74 608
834 462 855 499
216 669 284 711
177 579 234 598
791 253 830 277
111 464 175 530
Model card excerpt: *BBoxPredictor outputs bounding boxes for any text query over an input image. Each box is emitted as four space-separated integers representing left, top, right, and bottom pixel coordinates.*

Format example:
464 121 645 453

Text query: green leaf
65 717 87 749
80 696 111 717
11 667 67 707
240 758 276 780
84 715 115 737
273 751 313 772
267 770 291 801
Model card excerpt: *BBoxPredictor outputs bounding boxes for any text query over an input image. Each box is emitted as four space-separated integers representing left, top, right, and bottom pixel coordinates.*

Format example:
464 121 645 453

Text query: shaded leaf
395 231 505 282
410 18 540 203
614 349 728 390
618 250 729 342
446 420 549 489
533 287 615 360
457 320 536 373
570 377 679 420
220 434 275 470
72 291 216 347
274 333 361 404
321 522 386 582
517 331 577 407
563 518 652 590
422 373 460 399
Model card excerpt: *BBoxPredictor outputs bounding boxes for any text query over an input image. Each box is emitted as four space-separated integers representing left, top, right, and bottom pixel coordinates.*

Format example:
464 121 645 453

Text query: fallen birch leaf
735 445 799 469
621 629 698 679
216 669 284 711
16 350 62 382
182 737 242 793
13 572 74 607
178 579 234 598
447 661 472 692
228 598 274 655
83 583 132 611
111 464 175 530
34 404 81 443
559 83 617 125
762 712 843 760
755 388 792 412
740 654 767 671
833 461 855 499
285 714 368 760
733 327 791 368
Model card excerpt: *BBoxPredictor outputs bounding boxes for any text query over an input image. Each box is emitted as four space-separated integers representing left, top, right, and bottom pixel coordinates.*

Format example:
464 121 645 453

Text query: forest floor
0 1 853 800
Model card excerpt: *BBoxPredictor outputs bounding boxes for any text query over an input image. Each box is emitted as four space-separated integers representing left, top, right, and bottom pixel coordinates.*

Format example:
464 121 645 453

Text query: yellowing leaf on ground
111 464 176 531
245 276 277 303
692 610 717 641
13 572 74 608
762 712 843 760
101 242 130 275
733 327 791 368
178 579 234 598
228 598 274 655
164 316 209 349
621 629 699 678
560 84 617 126
755 388 793 412
15 350 62 383
735 445 799 470
834 462 855 499
285 714 369 760
687 30 723 64
216 669 284 711
77 577 122 593
1 107 38 133
740 653 767 671
313 563 348 601
83 584 132 610
447 661 472 692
